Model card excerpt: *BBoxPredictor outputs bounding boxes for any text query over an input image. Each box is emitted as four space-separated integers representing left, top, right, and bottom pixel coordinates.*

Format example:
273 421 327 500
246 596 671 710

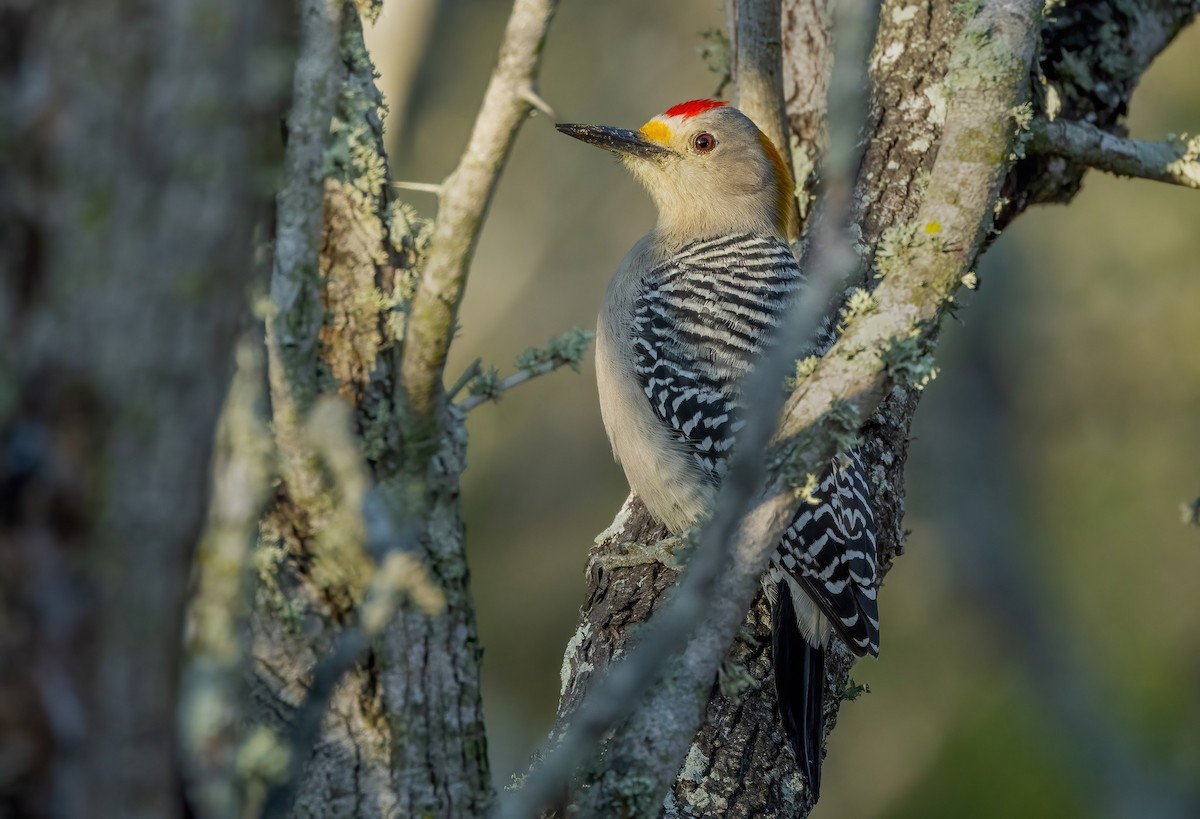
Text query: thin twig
399 0 560 420
456 360 570 411
446 358 482 401
393 180 445 195
1029 117 1200 190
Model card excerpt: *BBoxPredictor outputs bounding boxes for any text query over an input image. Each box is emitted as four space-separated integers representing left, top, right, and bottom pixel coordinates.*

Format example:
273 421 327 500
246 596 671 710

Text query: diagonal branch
399 0 560 421
1030 117 1200 190
777 0 1043 461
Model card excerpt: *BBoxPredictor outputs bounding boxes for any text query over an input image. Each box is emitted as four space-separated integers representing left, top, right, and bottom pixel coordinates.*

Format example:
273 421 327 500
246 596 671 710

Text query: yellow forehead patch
639 119 671 144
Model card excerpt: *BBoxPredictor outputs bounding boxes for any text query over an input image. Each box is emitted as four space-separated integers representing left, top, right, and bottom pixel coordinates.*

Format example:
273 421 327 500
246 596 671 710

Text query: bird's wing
630 232 879 654
630 232 800 482
773 451 881 656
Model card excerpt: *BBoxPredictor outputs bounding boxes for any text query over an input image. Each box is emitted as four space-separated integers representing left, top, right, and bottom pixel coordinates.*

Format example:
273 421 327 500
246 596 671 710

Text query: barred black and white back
627 230 880 796
629 231 880 649
631 232 800 478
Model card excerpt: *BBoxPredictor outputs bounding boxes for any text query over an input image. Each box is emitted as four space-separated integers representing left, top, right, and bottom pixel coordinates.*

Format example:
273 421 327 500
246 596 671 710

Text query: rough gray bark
247 1 559 817
0 1 291 817
552 1 1199 817
247 5 492 816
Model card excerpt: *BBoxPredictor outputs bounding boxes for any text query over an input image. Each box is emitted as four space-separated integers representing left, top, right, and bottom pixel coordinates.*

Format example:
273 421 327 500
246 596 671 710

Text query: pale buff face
558 101 796 242
628 106 789 237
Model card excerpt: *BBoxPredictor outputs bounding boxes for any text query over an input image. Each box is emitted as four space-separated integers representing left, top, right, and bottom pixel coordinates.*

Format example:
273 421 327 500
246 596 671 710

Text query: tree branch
782 0 834 210
730 0 793 185
457 328 595 412
251 6 495 816
271 0 345 413
996 0 1200 225
1030 117 1200 190
399 0 560 421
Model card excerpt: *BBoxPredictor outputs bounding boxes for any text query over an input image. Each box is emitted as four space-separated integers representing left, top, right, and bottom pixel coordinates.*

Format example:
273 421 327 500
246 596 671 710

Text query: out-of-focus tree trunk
0 1 292 817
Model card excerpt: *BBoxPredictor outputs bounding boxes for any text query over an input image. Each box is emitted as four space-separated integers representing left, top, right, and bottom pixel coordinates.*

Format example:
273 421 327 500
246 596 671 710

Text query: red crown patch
664 99 727 119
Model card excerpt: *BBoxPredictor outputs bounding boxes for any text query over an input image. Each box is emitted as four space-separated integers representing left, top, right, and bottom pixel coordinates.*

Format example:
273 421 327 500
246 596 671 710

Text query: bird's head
557 99 796 242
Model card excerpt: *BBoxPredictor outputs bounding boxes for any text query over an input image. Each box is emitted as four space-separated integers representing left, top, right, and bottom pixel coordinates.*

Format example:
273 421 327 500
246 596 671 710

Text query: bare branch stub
1030 117 1200 190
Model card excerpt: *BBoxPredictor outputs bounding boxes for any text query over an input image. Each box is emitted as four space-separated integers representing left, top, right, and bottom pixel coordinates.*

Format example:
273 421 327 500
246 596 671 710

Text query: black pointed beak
555 123 673 160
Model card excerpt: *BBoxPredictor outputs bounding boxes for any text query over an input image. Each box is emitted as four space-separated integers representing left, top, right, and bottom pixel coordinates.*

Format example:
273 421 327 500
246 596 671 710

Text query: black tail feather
772 580 825 799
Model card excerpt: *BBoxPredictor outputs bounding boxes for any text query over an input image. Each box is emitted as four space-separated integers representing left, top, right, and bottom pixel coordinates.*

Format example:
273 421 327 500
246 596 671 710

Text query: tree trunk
0 1 291 817
553 1 1199 816
245 1 559 815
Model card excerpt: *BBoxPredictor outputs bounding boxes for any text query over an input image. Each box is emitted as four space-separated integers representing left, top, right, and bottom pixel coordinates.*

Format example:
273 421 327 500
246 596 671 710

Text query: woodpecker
557 100 880 796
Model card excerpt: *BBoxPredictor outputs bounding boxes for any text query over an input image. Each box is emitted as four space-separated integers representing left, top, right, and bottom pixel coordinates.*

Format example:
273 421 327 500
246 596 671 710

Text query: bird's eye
692 132 717 153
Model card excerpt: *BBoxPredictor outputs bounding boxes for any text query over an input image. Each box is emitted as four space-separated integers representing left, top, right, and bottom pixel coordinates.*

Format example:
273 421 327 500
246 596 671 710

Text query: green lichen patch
515 327 596 373
945 19 1024 95
951 0 983 18
788 398 864 485
717 658 757 700
840 287 878 327
465 365 502 403
786 354 821 391
839 677 871 702
353 0 383 24
874 217 953 283
1009 101 1035 159
881 334 940 391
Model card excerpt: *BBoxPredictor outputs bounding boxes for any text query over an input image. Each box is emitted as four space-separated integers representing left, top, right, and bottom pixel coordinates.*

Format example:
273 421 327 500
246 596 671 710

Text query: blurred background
368 4 1200 817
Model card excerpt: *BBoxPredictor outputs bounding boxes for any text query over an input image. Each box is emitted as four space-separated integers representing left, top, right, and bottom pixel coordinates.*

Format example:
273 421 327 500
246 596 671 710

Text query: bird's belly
596 318 713 531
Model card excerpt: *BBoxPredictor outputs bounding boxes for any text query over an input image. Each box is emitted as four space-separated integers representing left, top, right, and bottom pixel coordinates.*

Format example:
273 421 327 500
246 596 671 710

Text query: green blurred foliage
372 4 1200 815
